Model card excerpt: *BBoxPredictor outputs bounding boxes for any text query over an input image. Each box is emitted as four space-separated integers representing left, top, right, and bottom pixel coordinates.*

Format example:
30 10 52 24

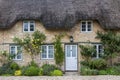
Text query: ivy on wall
13 30 46 61
96 31 120 66
53 33 65 68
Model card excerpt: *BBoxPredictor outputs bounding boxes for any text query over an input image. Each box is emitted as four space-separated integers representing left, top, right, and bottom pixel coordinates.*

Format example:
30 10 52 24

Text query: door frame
64 43 78 71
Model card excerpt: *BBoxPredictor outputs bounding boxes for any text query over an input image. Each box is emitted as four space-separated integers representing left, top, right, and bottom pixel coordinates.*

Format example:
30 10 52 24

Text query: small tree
79 45 96 62
96 31 120 66
13 30 46 61
53 34 64 68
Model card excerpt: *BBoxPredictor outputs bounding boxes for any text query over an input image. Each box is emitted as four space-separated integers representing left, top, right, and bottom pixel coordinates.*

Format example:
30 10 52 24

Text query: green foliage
0 61 18 75
28 60 38 67
80 65 98 75
14 70 22 76
96 31 120 66
99 70 108 75
38 68 43 76
106 67 119 75
80 61 90 67
41 64 59 76
54 34 64 67
51 70 63 76
0 51 14 64
10 62 20 70
79 45 96 61
89 59 107 70
13 30 46 61
24 66 39 76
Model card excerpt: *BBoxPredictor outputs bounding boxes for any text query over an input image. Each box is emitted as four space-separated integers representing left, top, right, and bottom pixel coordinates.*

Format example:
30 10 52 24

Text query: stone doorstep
64 72 79 76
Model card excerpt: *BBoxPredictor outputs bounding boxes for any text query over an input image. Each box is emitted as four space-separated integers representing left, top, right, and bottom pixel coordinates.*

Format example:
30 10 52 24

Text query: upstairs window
41 45 54 59
92 44 103 58
81 21 93 32
10 45 22 60
23 21 35 32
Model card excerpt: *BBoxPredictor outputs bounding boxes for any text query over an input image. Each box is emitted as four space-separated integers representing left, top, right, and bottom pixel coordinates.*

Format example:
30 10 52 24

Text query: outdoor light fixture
70 36 73 43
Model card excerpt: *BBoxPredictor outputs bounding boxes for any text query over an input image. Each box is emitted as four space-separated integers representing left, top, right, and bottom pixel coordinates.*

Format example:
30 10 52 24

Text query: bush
0 61 15 75
10 62 20 70
38 68 43 76
80 61 89 67
42 64 59 76
99 70 108 75
80 65 98 75
29 60 38 67
24 66 39 76
51 70 63 76
89 59 107 70
106 67 119 75
14 70 22 76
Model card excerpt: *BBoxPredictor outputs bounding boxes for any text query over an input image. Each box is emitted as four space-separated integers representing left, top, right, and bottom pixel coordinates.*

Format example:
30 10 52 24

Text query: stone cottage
0 0 120 71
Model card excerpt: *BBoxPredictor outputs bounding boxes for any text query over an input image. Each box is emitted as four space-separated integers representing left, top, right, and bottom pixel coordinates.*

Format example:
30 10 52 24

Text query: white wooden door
65 45 77 71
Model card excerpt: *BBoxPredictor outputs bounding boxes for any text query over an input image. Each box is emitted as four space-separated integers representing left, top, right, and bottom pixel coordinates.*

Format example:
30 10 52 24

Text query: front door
65 45 77 71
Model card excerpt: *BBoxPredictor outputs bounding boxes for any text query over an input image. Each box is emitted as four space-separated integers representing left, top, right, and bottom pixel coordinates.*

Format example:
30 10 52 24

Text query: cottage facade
0 0 120 71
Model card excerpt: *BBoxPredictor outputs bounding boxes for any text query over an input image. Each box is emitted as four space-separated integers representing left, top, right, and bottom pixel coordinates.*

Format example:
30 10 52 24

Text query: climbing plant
79 45 96 62
96 31 120 66
13 30 46 61
53 33 64 68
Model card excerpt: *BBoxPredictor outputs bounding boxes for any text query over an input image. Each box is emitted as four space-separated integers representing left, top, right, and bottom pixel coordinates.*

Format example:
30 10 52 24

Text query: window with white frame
10 45 22 60
41 45 54 59
23 21 35 32
92 44 103 58
81 21 92 32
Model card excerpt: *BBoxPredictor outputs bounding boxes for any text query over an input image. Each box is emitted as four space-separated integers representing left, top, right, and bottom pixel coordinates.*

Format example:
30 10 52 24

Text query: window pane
41 46 47 58
81 22 86 31
98 45 103 57
10 46 16 59
66 46 70 57
87 22 92 31
72 46 76 57
30 22 34 31
87 25 91 31
17 46 22 59
17 53 22 59
92 46 97 58
48 46 54 58
23 22 28 31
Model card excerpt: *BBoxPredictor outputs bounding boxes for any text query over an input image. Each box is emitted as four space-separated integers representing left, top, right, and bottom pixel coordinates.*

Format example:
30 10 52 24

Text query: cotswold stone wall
0 21 104 70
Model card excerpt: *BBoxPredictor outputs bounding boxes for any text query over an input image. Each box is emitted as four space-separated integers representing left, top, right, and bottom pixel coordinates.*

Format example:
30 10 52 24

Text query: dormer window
23 21 35 32
81 21 93 32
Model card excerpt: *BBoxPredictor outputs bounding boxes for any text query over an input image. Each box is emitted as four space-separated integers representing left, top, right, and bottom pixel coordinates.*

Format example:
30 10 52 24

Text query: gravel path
0 76 120 80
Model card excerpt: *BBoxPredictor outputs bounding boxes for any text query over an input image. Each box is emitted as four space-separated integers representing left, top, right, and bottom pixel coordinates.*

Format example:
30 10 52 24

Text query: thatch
0 0 120 29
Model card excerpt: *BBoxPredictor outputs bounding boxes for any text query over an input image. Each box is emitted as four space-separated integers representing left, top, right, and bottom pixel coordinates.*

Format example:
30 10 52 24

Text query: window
92 44 103 58
10 45 22 60
23 21 35 32
41 45 54 59
81 21 92 32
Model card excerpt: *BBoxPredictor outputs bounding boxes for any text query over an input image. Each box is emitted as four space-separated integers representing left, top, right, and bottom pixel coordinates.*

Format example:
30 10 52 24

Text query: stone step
64 72 79 76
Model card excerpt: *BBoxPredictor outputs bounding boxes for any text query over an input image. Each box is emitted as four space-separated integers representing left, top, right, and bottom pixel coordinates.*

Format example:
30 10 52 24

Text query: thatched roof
0 0 120 29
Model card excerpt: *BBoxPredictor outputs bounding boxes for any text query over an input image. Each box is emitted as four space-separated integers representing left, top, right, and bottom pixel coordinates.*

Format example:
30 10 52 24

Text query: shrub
80 61 89 67
29 60 38 67
42 64 59 76
89 59 107 70
80 65 98 75
38 68 43 76
51 70 63 76
24 66 39 76
106 67 119 75
10 62 20 70
0 61 15 75
99 70 108 75
14 70 22 76
21 66 29 76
